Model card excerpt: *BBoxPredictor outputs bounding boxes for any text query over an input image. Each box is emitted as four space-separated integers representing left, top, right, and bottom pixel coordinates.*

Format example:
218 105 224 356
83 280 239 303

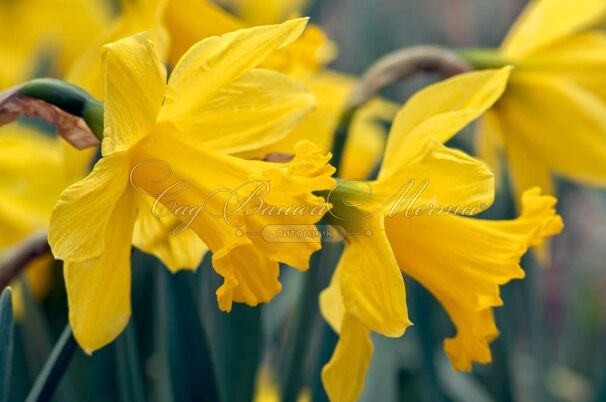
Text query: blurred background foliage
2 0 606 402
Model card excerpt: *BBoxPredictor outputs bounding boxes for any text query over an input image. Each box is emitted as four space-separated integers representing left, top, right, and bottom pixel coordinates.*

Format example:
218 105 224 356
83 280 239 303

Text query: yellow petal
160 18 308 124
501 0 606 58
167 69 315 154
521 31 606 100
322 314 373 402
380 68 511 177
444 308 500 371
49 152 130 261
385 188 563 371
133 196 208 272
338 217 410 337
377 140 495 215
213 244 281 312
65 189 137 353
67 0 169 99
102 32 167 155
499 73 606 186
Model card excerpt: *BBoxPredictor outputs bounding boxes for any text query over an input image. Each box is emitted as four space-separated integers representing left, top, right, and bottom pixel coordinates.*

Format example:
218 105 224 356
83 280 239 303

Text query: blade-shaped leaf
25 325 77 402
199 256 263 402
115 322 146 402
19 279 76 402
153 266 219 402
0 288 14 402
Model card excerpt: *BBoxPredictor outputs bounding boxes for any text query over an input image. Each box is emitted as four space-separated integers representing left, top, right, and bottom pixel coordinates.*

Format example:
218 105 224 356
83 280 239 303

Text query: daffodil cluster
7 0 606 401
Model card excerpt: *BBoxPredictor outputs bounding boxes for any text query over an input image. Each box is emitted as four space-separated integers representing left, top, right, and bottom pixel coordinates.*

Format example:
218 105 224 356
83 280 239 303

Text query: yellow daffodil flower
165 0 394 180
319 68 564 402
0 0 111 87
48 20 335 353
471 0 606 201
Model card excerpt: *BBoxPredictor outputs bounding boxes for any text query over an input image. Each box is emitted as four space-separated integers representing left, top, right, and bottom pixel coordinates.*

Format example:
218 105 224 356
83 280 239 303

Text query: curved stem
457 48 515 69
17 78 104 140
0 231 50 290
348 45 472 109
329 45 471 174
329 106 357 176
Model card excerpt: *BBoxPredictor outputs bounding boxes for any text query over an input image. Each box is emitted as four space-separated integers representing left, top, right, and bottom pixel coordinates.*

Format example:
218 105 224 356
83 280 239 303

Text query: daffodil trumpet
329 106 357 175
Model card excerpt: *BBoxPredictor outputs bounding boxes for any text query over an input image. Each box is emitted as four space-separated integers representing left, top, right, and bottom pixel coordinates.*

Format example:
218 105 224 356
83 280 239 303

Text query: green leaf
19 280 76 402
407 281 449 402
115 322 146 402
25 325 77 402
199 257 263 402
278 243 341 402
153 266 220 402
0 287 14 402
19 280 53 373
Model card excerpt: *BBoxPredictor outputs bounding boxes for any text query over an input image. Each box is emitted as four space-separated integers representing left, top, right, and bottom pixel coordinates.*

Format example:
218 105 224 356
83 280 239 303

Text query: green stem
279 242 339 402
456 48 515 69
330 106 357 175
25 325 77 402
17 78 104 140
115 322 146 402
